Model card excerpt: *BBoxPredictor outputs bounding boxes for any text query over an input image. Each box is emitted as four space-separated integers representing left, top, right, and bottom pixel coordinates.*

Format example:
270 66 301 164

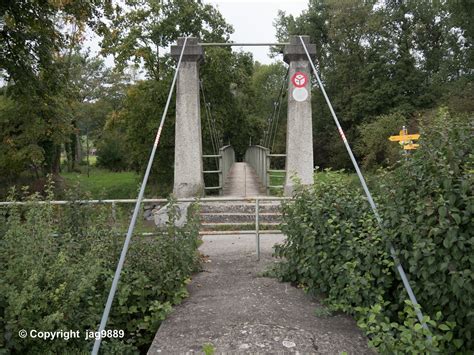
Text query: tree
355 113 406 169
0 1 107 180
101 75 176 194
274 0 473 170
100 0 234 80
200 48 257 160
250 62 288 152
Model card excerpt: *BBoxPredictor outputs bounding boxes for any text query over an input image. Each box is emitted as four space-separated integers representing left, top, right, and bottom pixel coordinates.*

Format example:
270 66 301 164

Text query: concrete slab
223 163 265 197
147 234 372 354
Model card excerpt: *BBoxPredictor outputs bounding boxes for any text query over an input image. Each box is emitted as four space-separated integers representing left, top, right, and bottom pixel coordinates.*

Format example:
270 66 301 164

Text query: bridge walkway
222 162 266 197
147 234 371 353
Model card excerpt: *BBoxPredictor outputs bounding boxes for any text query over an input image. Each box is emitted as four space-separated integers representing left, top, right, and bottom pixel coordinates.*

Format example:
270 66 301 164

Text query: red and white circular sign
291 71 308 88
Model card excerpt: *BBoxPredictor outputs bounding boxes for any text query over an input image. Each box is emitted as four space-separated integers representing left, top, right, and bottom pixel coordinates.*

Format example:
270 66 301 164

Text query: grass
61 167 140 199
269 171 285 196
269 171 285 186
60 166 171 234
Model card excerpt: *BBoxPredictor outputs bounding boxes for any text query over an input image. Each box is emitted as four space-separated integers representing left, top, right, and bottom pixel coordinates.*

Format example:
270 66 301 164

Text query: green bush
275 171 393 312
379 108 473 349
96 130 129 171
0 183 201 353
274 109 473 352
355 112 407 169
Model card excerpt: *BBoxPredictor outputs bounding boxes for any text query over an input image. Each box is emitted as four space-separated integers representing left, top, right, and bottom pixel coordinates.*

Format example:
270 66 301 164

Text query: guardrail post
261 149 266 191
111 201 117 228
266 152 271 195
255 197 260 261
218 155 223 196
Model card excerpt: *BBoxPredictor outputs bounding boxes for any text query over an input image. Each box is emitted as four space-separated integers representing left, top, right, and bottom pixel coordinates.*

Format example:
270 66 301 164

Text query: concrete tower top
283 35 316 63
171 37 204 62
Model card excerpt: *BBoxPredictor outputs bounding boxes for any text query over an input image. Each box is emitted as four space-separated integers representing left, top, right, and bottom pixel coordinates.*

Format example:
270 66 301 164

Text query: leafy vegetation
61 168 139 199
0 184 201 353
202 342 216 355
2 0 472 197
276 0 473 169
1 1 473 351
274 109 473 352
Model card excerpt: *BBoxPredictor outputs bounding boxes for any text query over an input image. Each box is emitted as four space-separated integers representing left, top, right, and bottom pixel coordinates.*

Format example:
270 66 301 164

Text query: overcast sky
207 0 308 64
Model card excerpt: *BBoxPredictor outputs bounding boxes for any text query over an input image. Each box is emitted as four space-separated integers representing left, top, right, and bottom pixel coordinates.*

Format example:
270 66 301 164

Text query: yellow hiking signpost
388 126 420 150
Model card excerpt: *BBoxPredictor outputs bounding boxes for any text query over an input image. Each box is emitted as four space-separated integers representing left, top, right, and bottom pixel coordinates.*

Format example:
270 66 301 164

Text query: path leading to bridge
148 234 372 354
223 162 265 196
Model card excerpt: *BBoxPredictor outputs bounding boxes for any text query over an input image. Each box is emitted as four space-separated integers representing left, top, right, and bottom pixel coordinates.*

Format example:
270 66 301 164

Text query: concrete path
223 162 265 197
148 234 372 354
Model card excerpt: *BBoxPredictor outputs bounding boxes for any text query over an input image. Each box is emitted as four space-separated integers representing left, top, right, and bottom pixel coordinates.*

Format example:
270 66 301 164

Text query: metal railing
1 193 290 355
203 145 235 195
245 145 269 190
0 196 290 260
245 145 286 195
220 145 235 187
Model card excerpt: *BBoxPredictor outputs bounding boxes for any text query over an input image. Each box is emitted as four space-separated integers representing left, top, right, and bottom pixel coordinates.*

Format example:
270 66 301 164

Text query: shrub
96 130 129 171
274 109 472 352
379 108 473 349
275 171 393 313
0 183 201 353
355 112 406 170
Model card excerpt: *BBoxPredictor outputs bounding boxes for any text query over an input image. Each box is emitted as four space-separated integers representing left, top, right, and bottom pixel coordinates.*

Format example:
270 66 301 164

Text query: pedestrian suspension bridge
171 36 316 198
90 35 430 354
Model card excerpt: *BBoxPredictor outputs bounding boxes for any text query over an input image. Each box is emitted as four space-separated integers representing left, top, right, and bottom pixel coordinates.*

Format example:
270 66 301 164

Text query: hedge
0 187 201 354
274 109 473 353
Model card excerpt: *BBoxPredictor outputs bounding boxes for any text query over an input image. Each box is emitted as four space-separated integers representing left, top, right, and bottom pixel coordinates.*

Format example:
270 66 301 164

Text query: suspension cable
264 101 278 148
264 67 289 149
199 81 221 151
91 37 190 355
299 36 430 336
207 102 221 151
199 80 218 158
270 68 289 152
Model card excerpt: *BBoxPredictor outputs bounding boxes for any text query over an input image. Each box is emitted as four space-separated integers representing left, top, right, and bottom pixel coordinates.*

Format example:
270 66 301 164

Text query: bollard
255 198 260 261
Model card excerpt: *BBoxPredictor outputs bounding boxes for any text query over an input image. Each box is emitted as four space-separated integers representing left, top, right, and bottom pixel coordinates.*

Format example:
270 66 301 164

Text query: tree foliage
0 1 109 182
100 0 234 80
274 0 473 169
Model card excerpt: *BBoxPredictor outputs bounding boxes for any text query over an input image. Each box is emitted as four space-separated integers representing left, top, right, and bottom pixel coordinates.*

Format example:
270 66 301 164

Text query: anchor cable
298 35 430 336
91 37 190 355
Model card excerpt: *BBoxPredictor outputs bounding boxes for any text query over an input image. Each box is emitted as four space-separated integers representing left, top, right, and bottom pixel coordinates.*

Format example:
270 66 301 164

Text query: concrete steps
199 201 283 232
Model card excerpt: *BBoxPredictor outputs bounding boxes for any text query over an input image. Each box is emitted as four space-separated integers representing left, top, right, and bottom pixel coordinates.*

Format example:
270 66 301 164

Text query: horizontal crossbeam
0 196 291 206
203 170 221 174
198 42 289 47
268 169 285 173
204 186 222 190
202 154 221 158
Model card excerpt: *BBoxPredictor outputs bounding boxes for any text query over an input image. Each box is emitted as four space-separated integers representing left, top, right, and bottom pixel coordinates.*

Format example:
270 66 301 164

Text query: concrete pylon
283 35 316 196
171 37 205 197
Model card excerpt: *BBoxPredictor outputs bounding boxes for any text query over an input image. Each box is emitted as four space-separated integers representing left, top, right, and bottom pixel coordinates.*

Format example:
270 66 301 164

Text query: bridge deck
222 162 265 196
